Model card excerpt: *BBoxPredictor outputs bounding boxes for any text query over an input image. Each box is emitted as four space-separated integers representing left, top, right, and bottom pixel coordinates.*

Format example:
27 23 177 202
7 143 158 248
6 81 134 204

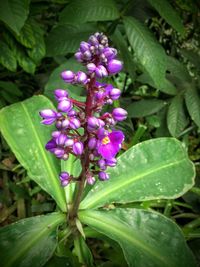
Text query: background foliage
0 0 200 266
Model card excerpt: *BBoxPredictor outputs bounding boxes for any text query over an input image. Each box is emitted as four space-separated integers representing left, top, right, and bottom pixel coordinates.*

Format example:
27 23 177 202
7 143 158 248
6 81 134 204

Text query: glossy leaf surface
0 95 66 211
0 212 65 267
123 16 177 95
127 99 167 118
185 85 200 128
59 0 119 25
79 209 197 267
80 138 195 209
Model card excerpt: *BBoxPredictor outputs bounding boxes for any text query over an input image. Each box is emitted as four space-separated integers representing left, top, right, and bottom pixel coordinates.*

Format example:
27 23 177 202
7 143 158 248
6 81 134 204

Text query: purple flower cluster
40 32 127 187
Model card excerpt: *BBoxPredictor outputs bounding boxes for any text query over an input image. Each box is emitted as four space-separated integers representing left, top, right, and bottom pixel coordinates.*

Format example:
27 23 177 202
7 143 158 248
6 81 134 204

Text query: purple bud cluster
40 32 127 187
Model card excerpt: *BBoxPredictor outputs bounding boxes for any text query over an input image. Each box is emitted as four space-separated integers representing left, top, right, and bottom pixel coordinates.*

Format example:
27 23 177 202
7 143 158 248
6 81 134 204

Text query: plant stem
68 77 95 223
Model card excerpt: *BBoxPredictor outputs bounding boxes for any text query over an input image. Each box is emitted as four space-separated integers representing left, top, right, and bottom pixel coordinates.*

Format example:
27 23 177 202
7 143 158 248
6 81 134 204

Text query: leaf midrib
80 158 186 209
5 214 64 267
79 211 172 267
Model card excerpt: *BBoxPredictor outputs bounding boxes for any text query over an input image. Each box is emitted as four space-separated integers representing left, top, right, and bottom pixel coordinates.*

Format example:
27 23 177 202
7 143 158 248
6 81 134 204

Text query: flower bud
80 41 90 53
73 142 84 155
112 108 127 121
87 117 100 131
107 59 123 74
65 139 74 147
54 89 68 100
45 139 57 153
52 131 61 139
61 119 70 129
39 109 57 125
58 99 72 112
87 63 96 73
98 171 109 181
95 65 108 78
103 47 117 59
69 117 81 129
106 158 117 167
59 172 70 186
54 148 65 158
75 51 83 62
109 88 121 100
89 35 99 45
98 158 106 170
88 137 97 150
83 50 92 60
56 133 67 146
61 70 75 83
76 71 88 84
86 174 95 185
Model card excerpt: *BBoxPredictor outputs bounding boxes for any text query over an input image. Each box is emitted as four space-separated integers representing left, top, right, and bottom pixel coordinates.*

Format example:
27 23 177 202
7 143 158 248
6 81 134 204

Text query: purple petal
41 118 56 125
40 109 57 119
98 142 118 160
109 131 124 145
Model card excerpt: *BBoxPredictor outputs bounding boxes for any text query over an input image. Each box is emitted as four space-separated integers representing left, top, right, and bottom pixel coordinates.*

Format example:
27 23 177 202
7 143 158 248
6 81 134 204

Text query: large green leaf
111 28 136 82
46 24 96 57
0 41 17 72
123 16 177 95
0 212 65 267
0 0 30 35
167 94 188 137
127 99 167 118
147 0 185 35
79 209 197 267
15 19 36 48
0 95 66 211
59 0 119 25
44 58 86 104
184 85 200 128
80 138 195 209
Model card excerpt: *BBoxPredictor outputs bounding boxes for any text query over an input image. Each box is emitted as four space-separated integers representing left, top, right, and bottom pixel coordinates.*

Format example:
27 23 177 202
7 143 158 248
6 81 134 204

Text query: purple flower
54 89 68 101
61 70 75 83
75 51 83 62
58 99 72 112
99 171 109 181
45 139 57 153
87 117 100 131
103 47 117 59
97 130 124 160
112 108 127 121
76 71 88 84
80 41 90 52
88 137 97 150
109 88 121 100
87 63 96 73
54 148 65 158
86 174 95 185
106 158 117 167
107 59 123 74
98 158 106 170
56 133 67 146
69 117 81 129
39 109 57 125
73 142 84 155
59 172 70 187
95 65 108 78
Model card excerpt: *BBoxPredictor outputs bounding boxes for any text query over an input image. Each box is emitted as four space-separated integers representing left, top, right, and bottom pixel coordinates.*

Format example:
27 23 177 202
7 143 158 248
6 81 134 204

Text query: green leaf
111 28 136 82
0 212 65 267
127 99 167 118
123 16 177 95
0 95 66 211
15 20 36 48
167 94 188 137
147 0 185 35
0 0 30 35
27 21 46 64
44 58 86 104
79 209 197 267
74 235 94 266
0 41 17 71
59 0 119 25
46 23 96 56
0 81 22 96
80 138 195 209
184 85 200 128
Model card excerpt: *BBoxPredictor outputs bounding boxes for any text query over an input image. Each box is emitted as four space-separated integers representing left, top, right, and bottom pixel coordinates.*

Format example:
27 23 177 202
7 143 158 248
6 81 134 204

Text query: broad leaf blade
0 41 17 72
127 99 167 118
184 85 200 128
147 0 185 35
59 0 119 25
0 0 30 35
123 16 177 95
0 95 66 211
80 138 195 209
79 209 197 267
167 94 188 137
46 24 96 57
0 212 65 267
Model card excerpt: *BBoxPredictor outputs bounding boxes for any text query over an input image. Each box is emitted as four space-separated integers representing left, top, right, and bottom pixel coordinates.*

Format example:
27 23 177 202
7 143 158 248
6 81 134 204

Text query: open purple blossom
39 32 127 187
